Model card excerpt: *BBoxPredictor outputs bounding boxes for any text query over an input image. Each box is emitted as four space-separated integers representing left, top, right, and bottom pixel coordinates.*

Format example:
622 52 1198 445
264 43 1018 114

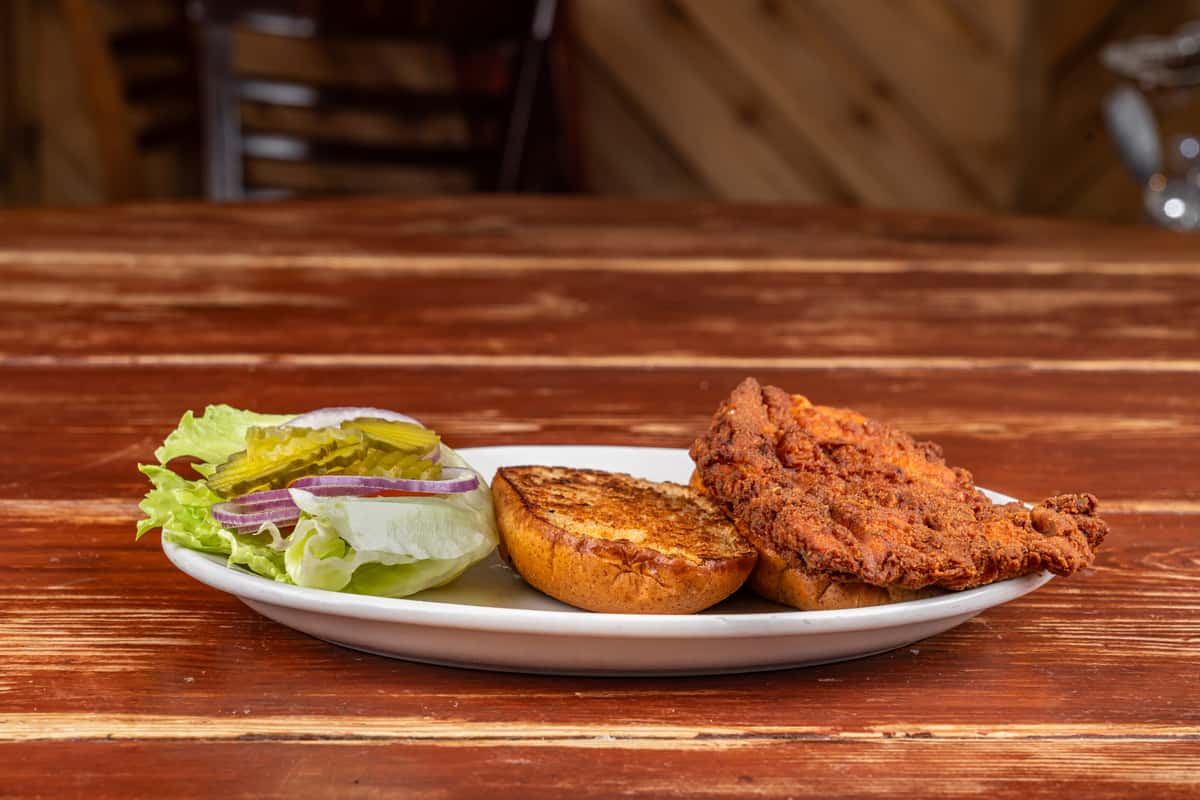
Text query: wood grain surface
1 197 1197 799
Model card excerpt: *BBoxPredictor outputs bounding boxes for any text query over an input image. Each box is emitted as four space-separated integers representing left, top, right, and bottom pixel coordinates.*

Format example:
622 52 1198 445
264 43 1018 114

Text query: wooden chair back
191 0 569 200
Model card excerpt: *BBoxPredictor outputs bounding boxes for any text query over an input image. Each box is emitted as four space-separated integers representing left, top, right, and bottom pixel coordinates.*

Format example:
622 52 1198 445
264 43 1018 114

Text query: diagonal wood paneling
575 0 1020 210
801 0 1021 205
575 0 1200 223
679 0 990 208
575 0 853 202
575 47 710 198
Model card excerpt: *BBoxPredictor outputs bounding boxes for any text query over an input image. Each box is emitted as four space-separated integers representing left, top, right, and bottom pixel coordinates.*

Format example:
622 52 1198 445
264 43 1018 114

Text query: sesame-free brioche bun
493 466 757 614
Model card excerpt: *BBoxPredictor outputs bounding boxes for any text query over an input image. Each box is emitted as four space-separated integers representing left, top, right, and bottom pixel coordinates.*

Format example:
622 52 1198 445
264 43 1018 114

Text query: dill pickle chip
341 418 439 454
207 425 367 497
206 419 443 498
328 448 442 480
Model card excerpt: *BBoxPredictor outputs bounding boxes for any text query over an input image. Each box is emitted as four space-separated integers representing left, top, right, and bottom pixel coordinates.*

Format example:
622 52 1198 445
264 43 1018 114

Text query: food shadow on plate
411 552 794 614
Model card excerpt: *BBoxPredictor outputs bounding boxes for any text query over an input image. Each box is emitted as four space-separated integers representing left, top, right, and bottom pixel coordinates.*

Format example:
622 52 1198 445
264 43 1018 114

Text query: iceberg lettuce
137 405 497 597
284 489 497 595
137 463 288 581
154 404 292 466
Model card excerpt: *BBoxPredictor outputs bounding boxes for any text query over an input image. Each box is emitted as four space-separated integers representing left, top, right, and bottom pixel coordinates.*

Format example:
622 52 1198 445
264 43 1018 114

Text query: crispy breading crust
689 470 941 609
689 378 1109 591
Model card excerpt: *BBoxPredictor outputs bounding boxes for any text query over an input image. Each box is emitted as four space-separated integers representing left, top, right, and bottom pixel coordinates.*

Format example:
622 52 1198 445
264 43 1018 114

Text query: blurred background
4 0 1200 226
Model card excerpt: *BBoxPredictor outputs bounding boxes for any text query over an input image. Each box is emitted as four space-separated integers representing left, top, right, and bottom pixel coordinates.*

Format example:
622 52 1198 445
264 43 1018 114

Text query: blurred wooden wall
6 0 1200 222
573 0 1200 223
0 0 197 206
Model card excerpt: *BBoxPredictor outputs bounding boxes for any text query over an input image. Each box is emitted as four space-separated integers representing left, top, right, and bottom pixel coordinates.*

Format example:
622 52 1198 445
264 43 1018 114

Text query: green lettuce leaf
282 473 497 597
136 464 224 545
154 404 292 465
345 553 488 597
137 464 288 581
217 529 287 581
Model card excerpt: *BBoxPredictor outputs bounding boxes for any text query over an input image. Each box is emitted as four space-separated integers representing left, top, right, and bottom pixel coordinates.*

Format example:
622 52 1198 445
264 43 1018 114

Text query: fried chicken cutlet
689 378 1108 603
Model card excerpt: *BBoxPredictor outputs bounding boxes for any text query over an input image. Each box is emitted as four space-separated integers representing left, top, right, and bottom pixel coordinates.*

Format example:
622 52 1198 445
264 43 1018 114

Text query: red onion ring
290 468 477 495
214 466 477 532
212 500 300 532
229 481 403 507
283 407 423 429
225 488 293 506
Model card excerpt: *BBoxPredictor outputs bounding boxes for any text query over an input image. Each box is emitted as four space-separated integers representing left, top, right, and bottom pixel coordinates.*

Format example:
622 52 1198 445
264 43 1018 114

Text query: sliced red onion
283 407 423 430
212 500 300 532
290 468 477 495
228 487 294 506
214 464 476 532
229 482 387 507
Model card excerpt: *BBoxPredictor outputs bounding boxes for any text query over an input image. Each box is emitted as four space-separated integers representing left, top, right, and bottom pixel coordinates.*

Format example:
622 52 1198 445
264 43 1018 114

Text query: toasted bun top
495 466 756 565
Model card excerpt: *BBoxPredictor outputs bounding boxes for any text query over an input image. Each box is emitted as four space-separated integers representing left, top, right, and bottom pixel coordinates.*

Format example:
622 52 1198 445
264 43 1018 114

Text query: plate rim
162 444 1054 640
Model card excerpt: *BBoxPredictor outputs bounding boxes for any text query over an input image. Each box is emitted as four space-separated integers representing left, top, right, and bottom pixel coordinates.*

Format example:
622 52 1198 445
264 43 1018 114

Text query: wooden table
2 197 1197 798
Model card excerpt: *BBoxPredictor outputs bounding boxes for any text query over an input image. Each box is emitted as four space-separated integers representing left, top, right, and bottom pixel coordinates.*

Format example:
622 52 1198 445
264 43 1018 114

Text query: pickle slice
244 425 361 463
206 419 444 498
341 418 439 454
207 425 366 498
334 448 442 480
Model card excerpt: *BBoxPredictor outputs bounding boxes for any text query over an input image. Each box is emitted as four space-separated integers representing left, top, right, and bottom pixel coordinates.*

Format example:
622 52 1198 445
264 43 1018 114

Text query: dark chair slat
241 132 493 167
109 25 192 58
137 117 203 150
203 0 537 43
236 78 504 115
125 72 198 104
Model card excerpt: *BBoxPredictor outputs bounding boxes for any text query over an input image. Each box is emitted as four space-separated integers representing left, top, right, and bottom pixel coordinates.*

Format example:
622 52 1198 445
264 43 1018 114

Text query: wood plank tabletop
1 197 1197 799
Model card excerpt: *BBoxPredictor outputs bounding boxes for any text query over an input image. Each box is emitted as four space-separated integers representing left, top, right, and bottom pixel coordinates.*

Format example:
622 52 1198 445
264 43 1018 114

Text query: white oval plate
164 445 1053 675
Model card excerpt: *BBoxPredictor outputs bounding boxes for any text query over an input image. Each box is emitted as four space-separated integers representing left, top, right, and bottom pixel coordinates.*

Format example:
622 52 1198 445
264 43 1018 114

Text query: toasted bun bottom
687 471 940 610
748 539 939 610
492 472 756 614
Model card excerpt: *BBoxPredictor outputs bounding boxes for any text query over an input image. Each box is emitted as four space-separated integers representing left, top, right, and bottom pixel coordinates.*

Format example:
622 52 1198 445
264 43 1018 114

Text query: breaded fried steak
689 378 1109 608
